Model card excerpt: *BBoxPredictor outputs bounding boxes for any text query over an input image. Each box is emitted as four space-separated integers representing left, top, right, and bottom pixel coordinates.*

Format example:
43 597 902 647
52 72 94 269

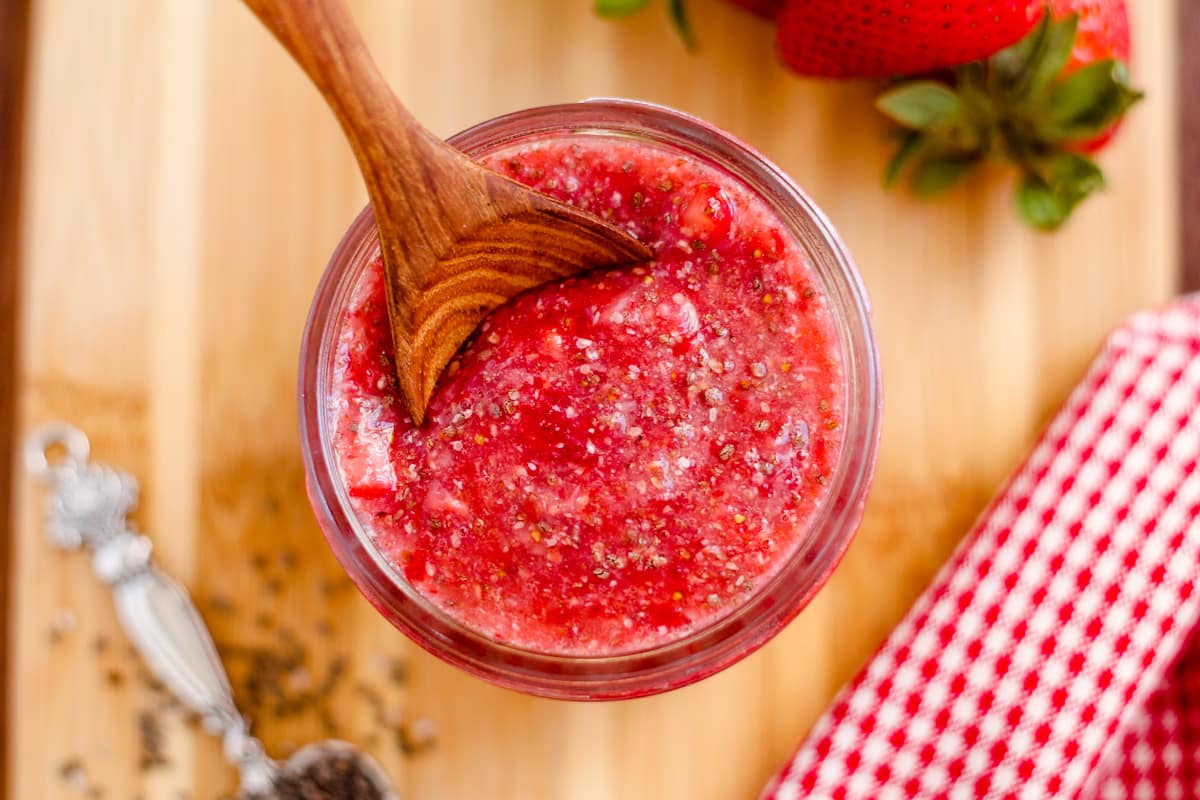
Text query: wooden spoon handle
244 0 472 371
243 0 653 427
242 0 423 147
241 0 442 287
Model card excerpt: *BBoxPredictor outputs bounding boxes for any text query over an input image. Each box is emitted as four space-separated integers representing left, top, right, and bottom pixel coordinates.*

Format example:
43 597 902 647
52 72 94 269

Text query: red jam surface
330 135 844 655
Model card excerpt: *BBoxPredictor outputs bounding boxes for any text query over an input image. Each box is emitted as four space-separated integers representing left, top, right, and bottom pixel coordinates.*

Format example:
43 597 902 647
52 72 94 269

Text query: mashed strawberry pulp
330 135 845 655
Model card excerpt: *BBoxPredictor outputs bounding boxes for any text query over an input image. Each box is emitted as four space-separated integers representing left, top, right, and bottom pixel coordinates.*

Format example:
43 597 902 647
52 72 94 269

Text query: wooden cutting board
7 2 1178 798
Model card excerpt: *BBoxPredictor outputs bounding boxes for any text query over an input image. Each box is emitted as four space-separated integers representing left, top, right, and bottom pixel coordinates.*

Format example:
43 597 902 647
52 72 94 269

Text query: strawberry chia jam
331 136 842 655
302 100 879 697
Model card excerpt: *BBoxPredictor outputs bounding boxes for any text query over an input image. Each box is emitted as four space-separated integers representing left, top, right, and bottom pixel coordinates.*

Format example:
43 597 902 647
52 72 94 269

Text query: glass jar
299 99 881 700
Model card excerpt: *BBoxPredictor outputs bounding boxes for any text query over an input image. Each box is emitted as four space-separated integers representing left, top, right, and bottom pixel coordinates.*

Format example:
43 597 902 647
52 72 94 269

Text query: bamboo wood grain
243 0 652 424
7 2 1177 799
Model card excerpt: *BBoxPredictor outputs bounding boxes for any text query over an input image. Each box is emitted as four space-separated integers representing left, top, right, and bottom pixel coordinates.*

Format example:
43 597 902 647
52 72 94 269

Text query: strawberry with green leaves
876 1 1141 229
594 0 1141 230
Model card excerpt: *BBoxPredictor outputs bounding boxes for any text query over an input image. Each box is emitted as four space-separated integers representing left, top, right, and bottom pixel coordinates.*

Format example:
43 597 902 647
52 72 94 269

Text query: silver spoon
25 422 397 800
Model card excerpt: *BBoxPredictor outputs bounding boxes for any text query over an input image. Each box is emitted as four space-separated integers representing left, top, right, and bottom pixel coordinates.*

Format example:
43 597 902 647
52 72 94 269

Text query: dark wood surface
1181 0 1199 293
0 6 29 496
0 0 31 792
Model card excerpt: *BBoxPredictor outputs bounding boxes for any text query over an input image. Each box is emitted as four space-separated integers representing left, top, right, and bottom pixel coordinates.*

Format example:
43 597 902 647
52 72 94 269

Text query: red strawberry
875 1 1140 229
725 0 785 20
776 1 1042 79
1053 0 1130 70
1049 0 1131 152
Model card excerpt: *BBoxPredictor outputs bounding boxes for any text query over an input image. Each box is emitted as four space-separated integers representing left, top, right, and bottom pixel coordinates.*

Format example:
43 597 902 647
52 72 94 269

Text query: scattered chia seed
397 717 437 756
208 594 236 615
59 757 87 790
71 537 427 796
792 421 811 450
138 711 169 771
318 576 355 597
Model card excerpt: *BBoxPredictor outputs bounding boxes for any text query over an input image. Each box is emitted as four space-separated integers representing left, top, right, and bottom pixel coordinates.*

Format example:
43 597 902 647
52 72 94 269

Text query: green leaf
876 82 965 130
1015 153 1105 230
909 155 979 196
1042 59 1145 141
990 9 1051 89
1049 59 1129 123
595 0 653 18
954 62 999 138
665 0 696 49
1043 151 1106 194
1015 175 1067 229
990 10 1077 104
955 61 990 108
1026 14 1078 98
883 132 927 187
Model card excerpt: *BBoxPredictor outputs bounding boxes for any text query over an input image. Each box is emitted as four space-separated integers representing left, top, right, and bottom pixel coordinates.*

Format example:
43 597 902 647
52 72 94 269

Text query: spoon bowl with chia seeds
246 741 393 800
25 423 399 800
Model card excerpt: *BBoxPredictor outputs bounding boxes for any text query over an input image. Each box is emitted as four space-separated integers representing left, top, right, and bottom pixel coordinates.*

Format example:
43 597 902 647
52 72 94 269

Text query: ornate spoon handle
25 423 276 795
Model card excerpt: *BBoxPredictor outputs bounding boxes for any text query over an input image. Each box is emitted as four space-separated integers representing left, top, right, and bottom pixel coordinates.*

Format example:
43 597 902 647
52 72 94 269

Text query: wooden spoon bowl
244 0 653 423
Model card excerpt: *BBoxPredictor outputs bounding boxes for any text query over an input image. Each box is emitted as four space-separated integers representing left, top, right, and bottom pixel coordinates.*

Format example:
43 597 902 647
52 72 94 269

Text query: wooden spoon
244 0 653 424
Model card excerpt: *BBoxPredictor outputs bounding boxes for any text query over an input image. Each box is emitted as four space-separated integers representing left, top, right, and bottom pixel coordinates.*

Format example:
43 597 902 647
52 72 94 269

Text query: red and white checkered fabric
762 297 1200 799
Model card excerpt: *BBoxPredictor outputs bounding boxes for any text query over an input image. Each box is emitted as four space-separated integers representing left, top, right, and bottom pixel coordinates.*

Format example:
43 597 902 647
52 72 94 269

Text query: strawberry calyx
594 0 695 48
876 10 1143 230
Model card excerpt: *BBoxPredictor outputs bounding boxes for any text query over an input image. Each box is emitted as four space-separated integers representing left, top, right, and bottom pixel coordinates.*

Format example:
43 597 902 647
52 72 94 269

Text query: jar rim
298 98 881 700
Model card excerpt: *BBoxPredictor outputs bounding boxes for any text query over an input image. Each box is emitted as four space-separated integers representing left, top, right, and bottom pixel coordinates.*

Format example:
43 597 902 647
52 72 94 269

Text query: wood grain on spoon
243 0 653 424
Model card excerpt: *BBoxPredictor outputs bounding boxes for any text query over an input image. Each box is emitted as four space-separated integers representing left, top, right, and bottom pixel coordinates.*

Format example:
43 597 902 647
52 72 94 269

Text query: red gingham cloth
762 297 1200 799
